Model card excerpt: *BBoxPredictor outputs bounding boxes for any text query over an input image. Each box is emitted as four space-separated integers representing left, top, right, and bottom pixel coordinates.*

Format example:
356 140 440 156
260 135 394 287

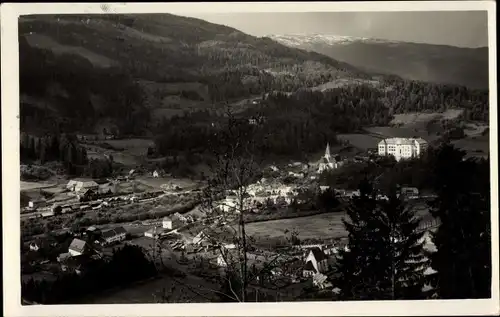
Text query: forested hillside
152 79 488 163
19 14 367 135
19 13 489 170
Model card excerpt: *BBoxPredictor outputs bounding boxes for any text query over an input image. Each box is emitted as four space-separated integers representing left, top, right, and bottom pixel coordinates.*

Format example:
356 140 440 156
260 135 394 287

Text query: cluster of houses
27 225 129 275
142 212 195 239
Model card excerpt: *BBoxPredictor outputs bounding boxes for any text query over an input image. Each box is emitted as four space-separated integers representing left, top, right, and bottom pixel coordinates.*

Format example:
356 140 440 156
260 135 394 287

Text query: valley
17 12 491 305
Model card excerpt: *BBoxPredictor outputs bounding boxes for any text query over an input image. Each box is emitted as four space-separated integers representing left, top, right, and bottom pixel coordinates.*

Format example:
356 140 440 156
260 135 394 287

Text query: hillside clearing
364 126 440 142
452 135 490 157
23 33 118 68
337 134 381 150
311 78 381 91
390 109 464 126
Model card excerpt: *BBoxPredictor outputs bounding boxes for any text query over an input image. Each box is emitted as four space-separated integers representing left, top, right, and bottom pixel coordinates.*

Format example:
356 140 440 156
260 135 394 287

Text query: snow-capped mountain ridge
268 34 402 46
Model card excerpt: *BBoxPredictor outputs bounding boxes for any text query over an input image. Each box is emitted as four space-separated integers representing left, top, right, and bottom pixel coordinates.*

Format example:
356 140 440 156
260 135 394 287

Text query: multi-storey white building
378 137 428 161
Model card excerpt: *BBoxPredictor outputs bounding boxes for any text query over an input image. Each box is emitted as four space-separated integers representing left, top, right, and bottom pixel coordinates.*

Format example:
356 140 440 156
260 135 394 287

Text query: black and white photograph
1 2 498 316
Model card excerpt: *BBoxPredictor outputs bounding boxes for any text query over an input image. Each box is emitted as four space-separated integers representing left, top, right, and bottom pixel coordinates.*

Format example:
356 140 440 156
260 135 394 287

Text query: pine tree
426 144 491 299
377 191 427 299
335 178 381 300
335 180 427 300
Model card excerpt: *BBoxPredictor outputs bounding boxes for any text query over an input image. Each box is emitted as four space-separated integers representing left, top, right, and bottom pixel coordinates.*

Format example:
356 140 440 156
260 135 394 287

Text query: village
21 137 439 300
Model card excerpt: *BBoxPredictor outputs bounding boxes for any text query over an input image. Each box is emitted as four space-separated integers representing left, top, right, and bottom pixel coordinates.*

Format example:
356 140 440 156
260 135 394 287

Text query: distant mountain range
269 34 489 89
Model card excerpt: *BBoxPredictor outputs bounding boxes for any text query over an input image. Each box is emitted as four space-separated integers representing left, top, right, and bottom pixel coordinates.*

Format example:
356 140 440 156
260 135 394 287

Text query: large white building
378 138 428 161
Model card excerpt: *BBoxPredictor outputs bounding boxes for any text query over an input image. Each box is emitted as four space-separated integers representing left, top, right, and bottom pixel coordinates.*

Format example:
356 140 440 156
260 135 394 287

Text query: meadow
336 134 381 150
389 109 464 126
452 134 490 158
364 126 440 142
245 212 349 240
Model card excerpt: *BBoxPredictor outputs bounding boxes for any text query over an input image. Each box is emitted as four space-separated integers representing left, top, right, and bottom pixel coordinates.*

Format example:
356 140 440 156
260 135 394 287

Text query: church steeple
324 143 331 159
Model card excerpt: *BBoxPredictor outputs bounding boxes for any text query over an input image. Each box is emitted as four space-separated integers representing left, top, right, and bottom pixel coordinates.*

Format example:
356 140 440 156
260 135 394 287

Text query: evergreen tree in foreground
335 179 427 300
426 144 491 299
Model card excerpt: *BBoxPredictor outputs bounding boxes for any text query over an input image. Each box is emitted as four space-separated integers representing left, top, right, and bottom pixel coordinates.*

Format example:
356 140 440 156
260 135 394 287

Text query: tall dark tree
335 180 427 300
335 178 380 300
377 191 428 299
426 144 491 299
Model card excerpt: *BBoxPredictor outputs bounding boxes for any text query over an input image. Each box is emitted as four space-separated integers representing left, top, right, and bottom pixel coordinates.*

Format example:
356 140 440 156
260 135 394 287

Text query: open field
83 138 155 166
463 123 489 137
246 203 433 241
364 126 441 142
83 144 140 166
101 138 154 152
245 212 349 240
311 78 381 91
20 181 58 191
390 109 464 126
336 134 381 150
452 134 490 158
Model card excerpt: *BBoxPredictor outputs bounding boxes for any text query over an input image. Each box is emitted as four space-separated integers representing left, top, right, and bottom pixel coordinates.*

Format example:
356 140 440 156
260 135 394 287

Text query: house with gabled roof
68 238 88 257
303 247 329 277
162 217 173 229
192 230 210 245
66 178 99 193
101 226 127 246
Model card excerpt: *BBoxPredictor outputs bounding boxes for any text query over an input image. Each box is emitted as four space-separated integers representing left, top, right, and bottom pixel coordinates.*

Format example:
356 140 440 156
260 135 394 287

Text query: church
316 143 339 173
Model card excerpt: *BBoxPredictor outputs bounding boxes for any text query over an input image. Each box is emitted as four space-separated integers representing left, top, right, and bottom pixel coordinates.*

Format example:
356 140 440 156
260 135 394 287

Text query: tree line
20 133 114 178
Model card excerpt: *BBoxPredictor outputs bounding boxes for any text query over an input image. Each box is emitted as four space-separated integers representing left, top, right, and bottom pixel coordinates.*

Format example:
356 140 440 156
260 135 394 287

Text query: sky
183 11 489 48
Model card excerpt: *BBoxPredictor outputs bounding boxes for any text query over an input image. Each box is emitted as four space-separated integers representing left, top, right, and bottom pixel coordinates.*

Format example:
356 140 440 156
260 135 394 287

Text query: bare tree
186 108 299 302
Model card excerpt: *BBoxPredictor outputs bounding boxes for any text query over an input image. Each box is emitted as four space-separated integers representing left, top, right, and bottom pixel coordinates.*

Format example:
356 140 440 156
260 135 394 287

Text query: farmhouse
172 212 188 224
68 238 88 257
162 217 173 229
144 227 167 239
66 178 99 193
303 247 329 277
378 137 428 162
101 227 127 245
192 230 211 245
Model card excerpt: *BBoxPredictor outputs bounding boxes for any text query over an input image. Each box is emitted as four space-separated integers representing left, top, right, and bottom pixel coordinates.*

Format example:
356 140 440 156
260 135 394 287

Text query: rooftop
69 238 87 253
309 247 328 262
101 227 127 239
378 137 428 146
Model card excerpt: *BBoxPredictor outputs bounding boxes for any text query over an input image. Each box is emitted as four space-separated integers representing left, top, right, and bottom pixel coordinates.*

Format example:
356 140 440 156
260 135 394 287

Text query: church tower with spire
324 143 331 160
317 142 337 173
